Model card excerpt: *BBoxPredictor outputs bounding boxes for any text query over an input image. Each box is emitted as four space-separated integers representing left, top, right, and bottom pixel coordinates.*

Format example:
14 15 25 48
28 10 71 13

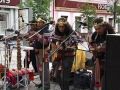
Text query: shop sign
0 0 20 6
97 4 107 10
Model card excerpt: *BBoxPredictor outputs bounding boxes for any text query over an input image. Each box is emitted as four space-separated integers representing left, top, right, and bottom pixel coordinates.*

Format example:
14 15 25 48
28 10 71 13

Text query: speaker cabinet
105 34 120 90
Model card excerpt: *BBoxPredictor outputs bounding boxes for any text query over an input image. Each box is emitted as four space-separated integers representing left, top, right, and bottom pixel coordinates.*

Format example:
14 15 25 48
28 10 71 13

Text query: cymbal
21 46 34 50
13 45 34 50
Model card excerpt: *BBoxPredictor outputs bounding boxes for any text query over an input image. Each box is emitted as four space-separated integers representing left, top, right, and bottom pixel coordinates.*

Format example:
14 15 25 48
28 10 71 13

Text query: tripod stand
3 38 8 90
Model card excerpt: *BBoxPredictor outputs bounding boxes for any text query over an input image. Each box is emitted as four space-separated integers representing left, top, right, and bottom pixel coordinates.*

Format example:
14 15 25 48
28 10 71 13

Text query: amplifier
105 34 120 90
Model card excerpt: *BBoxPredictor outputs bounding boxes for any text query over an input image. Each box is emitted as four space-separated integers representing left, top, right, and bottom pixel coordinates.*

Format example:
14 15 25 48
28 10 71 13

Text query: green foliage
116 18 120 22
108 4 120 15
81 3 96 16
116 5 120 23
107 4 120 23
116 5 120 15
80 3 96 31
87 17 95 30
19 0 52 20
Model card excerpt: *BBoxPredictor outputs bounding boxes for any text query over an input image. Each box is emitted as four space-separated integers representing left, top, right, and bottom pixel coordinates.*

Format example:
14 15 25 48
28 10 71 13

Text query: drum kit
0 41 34 89
0 22 37 89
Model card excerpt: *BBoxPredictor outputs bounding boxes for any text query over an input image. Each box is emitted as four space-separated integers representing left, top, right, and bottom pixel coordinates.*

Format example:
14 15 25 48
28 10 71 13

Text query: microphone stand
42 34 45 90
27 24 49 40
27 24 50 90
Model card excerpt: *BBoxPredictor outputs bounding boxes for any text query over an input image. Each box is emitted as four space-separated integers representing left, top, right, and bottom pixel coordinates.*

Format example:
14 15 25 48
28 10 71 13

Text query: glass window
109 18 113 26
75 16 81 32
0 13 7 35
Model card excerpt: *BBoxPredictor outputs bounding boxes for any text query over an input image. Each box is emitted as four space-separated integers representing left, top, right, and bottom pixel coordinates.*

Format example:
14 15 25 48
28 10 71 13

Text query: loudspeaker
105 34 120 90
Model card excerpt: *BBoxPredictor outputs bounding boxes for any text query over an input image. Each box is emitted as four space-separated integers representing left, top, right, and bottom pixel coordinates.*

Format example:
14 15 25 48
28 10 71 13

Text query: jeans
56 56 74 90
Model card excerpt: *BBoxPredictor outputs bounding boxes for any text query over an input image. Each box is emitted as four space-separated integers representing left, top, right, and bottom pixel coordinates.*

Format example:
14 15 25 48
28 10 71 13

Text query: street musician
34 17 50 89
51 17 78 90
90 20 115 90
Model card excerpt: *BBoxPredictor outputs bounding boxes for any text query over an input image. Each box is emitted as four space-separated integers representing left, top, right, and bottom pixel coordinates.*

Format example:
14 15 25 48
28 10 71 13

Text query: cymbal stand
2 29 13 90
3 38 8 90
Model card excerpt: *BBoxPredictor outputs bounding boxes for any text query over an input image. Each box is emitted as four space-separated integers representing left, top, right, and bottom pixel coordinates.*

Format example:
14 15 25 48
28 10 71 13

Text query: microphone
78 21 87 26
6 29 14 32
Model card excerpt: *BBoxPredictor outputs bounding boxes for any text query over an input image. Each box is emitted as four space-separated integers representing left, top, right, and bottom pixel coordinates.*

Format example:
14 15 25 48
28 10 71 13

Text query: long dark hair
91 22 115 44
55 18 73 36
101 22 115 34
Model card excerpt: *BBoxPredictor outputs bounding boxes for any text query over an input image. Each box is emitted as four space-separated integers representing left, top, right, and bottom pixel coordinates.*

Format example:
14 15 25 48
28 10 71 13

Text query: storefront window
109 18 113 26
0 13 7 35
75 16 81 32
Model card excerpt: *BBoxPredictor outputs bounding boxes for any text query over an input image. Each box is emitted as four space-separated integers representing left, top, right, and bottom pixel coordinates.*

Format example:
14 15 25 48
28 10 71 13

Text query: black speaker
105 34 120 90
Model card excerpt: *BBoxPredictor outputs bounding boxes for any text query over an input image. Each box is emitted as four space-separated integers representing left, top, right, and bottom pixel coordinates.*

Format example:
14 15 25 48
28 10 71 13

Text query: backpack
74 69 92 89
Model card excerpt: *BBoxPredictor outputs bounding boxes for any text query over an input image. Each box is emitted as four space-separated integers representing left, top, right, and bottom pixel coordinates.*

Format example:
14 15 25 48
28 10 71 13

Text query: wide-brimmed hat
37 17 46 23
57 17 67 26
